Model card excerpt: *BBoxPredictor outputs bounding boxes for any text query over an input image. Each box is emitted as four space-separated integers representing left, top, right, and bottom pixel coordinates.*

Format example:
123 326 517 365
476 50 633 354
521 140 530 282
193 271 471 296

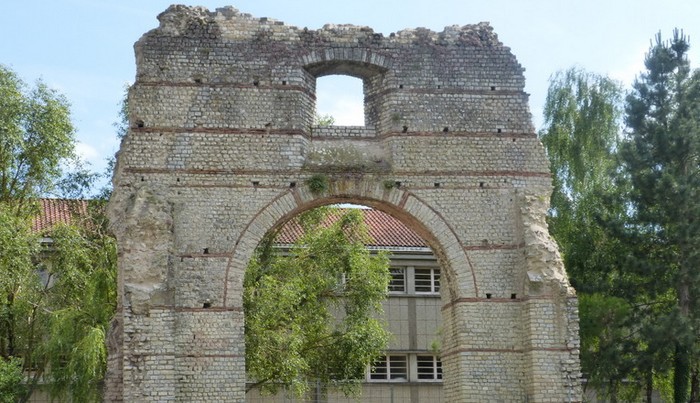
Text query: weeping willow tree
244 207 391 398
41 208 117 402
539 67 625 293
0 64 115 402
0 205 36 403
538 68 645 401
0 200 116 403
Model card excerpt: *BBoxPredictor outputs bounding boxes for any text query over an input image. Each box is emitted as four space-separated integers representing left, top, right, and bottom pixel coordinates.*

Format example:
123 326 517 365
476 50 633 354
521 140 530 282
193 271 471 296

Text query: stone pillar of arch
106 5 582 402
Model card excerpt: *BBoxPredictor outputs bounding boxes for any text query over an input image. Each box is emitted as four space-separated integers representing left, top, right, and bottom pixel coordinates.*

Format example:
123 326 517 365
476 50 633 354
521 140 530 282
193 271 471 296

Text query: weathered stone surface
520 192 573 296
106 5 582 402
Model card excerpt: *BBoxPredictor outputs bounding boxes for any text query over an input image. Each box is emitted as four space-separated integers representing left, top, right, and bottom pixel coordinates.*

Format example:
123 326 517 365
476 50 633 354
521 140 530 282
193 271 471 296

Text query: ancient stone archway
106 5 582 402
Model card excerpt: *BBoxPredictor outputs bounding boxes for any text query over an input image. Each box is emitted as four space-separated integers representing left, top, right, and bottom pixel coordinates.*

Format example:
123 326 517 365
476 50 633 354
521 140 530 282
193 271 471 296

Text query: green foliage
620 29 700 402
114 84 130 141
45 319 109 402
0 64 113 403
539 68 626 293
382 180 397 190
539 63 687 400
0 357 24 403
305 174 329 195
0 201 116 402
314 113 335 127
0 203 40 364
541 67 623 198
0 65 95 204
539 69 639 397
578 294 638 400
41 209 117 402
543 31 700 401
244 207 390 397
655 367 675 403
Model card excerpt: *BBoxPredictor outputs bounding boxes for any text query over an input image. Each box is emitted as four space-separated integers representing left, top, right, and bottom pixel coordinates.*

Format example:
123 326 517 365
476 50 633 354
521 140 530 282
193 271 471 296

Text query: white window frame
414 267 440 294
388 267 407 294
368 354 408 382
416 355 442 381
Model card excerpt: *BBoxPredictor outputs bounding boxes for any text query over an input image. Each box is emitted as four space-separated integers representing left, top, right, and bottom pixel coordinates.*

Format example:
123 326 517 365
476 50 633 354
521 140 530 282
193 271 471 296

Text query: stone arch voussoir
302 49 392 78
224 181 477 308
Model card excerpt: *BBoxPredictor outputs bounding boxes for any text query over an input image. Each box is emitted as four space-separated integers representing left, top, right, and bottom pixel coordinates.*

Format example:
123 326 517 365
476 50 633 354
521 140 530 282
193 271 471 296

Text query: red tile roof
275 208 427 248
33 199 88 233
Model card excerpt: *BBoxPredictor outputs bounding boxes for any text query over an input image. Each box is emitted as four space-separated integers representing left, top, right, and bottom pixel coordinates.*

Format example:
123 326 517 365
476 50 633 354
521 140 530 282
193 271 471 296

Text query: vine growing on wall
305 174 329 195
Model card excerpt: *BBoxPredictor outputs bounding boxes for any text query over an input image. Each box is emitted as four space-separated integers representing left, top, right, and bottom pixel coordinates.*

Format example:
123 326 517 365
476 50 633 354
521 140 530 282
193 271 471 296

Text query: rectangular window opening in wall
415 267 440 294
417 355 443 381
388 267 406 293
369 355 408 381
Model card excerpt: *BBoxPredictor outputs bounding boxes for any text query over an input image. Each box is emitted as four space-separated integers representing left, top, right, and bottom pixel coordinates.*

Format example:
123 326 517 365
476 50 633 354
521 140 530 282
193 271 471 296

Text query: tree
538 69 647 400
0 357 23 403
578 293 640 401
0 65 116 402
0 204 38 376
314 113 335 127
41 206 117 402
0 65 95 207
539 68 625 293
0 200 117 402
620 29 700 402
244 207 391 398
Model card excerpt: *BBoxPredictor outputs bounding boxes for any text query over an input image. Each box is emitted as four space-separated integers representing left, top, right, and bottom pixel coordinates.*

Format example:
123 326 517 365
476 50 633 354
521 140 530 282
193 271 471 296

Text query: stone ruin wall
106 5 582 402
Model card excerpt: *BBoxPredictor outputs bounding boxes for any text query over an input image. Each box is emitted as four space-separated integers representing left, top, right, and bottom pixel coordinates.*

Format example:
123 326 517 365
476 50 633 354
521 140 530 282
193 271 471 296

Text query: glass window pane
388 355 407 380
369 356 388 380
415 268 435 293
417 355 442 380
388 267 406 292
416 355 435 380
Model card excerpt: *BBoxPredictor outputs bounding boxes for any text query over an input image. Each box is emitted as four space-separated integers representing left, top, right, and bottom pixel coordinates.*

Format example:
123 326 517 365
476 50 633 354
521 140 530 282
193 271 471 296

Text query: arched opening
243 202 445 402
315 75 365 126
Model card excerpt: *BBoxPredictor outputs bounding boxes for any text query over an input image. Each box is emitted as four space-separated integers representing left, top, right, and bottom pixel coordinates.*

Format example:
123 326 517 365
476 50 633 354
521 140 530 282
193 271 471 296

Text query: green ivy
306 174 329 195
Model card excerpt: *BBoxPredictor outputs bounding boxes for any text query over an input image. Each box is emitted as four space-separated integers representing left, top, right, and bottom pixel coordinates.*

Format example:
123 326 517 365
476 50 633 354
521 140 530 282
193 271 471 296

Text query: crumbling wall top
132 4 530 136
151 4 502 47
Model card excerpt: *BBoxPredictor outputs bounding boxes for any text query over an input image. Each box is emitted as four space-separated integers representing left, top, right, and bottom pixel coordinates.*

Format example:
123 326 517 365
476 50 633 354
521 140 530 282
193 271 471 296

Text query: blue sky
2 0 699 184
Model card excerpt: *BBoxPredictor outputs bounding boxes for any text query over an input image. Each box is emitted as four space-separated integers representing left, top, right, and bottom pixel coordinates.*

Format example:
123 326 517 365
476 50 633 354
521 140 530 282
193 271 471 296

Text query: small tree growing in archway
244 207 391 397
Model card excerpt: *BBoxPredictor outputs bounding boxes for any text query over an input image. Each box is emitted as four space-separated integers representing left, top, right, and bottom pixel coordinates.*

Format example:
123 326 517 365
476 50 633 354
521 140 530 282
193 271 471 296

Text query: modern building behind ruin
106 5 582 402
244 208 444 403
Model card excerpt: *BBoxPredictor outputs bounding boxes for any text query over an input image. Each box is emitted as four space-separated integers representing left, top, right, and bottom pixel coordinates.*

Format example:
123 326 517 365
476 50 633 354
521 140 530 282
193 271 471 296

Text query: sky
2 0 699 187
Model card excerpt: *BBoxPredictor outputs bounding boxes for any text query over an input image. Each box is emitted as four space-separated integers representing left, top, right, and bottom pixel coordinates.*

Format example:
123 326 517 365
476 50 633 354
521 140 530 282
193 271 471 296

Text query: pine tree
621 29 700 402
